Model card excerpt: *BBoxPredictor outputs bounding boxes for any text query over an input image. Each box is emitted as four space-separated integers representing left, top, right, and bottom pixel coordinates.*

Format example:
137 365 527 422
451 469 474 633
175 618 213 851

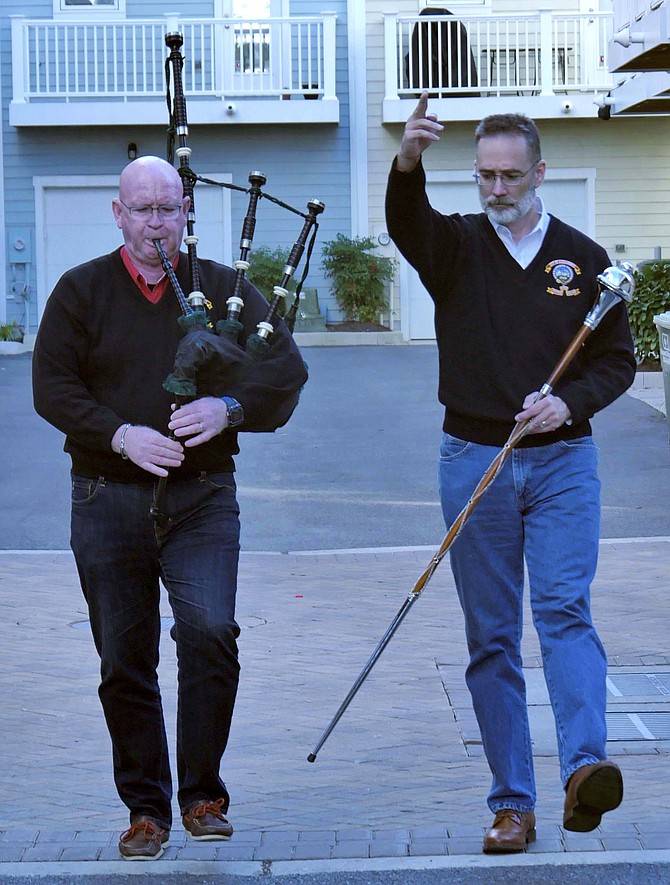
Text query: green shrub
321 234 396 324
247 246 297 316
628 261 670 364
0 321 23 342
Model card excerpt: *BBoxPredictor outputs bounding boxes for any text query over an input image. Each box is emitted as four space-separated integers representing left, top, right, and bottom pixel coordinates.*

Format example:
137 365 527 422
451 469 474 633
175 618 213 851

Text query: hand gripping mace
307 264 635 763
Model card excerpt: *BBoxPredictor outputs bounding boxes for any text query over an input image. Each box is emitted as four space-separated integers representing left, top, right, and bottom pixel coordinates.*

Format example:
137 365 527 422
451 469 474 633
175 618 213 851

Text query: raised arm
396 92 445 173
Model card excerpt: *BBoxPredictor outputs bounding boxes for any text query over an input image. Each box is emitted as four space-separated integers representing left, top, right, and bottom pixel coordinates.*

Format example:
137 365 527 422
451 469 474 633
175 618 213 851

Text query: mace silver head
596 264 635 303
584 264 635 331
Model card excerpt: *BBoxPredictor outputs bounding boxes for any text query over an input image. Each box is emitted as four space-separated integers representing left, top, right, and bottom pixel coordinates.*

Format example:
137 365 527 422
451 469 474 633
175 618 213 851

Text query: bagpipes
149 30 324 524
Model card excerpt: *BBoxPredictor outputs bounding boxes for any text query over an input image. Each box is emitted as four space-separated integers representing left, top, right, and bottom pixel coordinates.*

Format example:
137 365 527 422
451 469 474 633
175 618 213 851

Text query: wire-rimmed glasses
472 161 539 189
119 200 184 220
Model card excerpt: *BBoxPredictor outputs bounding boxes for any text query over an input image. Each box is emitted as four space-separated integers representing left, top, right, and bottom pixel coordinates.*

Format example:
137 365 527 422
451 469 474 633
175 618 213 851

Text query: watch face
225 398 243 427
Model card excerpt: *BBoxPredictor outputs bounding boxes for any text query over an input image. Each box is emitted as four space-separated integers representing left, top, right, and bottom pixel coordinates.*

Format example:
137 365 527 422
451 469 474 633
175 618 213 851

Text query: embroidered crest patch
545 260 582 297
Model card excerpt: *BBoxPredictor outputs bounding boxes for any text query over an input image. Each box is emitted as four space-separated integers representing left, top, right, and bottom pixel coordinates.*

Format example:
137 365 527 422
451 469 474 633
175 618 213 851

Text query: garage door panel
38 178 231 320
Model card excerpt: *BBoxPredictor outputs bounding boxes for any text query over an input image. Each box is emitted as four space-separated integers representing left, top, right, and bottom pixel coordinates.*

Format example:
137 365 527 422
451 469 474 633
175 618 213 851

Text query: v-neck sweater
385 160 636 447
33 248 308 481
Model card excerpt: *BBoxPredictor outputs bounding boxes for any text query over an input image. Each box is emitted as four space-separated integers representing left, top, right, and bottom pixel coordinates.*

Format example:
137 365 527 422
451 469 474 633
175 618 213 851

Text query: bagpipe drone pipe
149 30 324 524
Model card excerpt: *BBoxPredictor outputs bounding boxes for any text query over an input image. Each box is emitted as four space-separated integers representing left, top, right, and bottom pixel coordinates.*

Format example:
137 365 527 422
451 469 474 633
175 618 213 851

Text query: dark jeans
70 471 241 829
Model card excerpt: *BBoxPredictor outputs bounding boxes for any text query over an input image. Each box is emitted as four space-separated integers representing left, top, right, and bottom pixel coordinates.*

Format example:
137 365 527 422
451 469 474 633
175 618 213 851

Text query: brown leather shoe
563 760 623 832
482 809 536 853
119 816 170 860
182 798 233 841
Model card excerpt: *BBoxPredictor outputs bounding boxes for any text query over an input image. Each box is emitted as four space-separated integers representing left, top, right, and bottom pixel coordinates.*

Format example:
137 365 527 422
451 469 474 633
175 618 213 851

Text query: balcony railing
10 12 337 118
384 10 614 105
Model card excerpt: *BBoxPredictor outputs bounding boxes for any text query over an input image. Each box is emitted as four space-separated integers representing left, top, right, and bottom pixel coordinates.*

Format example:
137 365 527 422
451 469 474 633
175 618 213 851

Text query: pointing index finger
411 91 430 120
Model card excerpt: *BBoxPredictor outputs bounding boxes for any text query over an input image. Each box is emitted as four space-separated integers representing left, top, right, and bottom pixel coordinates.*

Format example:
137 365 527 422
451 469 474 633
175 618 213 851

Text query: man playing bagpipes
385 94 635 853
33 156 307 860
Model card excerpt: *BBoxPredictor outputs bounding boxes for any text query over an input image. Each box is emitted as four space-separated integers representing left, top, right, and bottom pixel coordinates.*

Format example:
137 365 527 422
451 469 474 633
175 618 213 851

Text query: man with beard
385 95 634 853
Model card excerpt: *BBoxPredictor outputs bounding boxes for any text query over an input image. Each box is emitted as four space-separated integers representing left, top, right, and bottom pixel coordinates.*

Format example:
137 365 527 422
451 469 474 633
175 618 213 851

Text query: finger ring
540 420 547 428
199 422 204 433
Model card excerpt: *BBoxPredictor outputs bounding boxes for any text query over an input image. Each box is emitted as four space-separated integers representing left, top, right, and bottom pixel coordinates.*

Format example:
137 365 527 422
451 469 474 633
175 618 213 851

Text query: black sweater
32 248 308 480
385 161 636 446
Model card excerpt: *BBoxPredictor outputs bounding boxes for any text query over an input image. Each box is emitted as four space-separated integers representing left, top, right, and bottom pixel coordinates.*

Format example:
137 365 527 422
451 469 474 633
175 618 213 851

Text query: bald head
119 155 184 204
112 155 189 281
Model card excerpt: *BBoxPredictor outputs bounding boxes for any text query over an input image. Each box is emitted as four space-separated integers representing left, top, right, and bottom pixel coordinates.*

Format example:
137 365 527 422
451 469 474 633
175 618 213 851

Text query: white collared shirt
488 196 550 269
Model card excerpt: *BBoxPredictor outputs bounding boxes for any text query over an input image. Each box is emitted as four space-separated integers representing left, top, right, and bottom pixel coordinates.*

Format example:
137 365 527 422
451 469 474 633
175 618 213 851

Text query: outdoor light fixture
127 142 138 160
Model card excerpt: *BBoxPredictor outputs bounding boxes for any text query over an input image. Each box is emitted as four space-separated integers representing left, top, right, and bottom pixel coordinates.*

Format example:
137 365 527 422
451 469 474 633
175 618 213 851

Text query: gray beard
481 187 537 226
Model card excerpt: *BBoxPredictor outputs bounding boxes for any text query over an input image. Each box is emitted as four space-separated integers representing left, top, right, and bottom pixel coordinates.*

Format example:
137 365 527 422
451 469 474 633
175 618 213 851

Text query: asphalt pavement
3 348 670 551
1 347 670 884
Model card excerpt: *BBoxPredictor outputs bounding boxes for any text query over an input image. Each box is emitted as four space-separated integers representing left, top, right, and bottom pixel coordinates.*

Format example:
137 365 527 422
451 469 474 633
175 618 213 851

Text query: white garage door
35 174 232 322
403 170 594 340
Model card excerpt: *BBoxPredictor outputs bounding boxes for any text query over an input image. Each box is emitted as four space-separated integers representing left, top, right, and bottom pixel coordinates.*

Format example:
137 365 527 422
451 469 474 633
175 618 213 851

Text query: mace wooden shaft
306 291 624 762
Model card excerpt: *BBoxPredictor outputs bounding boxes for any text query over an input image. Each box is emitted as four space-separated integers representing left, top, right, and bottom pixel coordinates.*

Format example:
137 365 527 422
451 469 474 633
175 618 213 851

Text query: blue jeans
438 433 607 813
70 471 241 829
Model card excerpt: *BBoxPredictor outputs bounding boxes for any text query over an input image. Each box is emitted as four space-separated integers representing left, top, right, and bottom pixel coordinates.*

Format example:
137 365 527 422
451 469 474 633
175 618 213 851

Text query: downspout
347 0 369 237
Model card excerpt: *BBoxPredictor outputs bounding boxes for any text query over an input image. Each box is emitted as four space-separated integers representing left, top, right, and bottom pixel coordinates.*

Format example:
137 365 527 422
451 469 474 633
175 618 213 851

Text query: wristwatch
221 396 244 428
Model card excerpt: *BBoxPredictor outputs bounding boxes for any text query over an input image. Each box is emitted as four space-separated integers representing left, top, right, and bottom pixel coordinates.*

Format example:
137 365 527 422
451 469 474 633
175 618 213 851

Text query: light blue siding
1 0 352 330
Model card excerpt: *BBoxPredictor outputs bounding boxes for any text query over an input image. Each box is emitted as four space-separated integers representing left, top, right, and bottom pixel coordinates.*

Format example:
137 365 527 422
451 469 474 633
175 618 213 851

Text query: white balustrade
10 13 337 103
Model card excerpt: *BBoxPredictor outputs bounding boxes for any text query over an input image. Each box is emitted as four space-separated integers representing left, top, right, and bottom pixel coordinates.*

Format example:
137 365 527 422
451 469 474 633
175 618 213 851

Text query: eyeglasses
472 161 539 188
119 200 183 220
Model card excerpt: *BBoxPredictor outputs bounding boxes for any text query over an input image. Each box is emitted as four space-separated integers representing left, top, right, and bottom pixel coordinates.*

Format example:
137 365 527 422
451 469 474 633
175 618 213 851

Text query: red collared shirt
120 246 179 303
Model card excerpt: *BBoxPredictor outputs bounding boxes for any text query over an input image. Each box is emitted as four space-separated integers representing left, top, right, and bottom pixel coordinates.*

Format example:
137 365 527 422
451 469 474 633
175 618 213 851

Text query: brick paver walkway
2 540 670 867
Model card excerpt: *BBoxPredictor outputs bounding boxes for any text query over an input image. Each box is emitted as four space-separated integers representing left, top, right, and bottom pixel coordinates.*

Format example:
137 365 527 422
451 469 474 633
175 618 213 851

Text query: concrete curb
629 371 664 390
293 331 405 346
3 848 670 879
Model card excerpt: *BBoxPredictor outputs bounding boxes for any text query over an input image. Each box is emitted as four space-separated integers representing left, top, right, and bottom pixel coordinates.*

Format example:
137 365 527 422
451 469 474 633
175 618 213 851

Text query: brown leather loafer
119 816 170 860
482 809 536 853
563 760 623 832
182 798 233 841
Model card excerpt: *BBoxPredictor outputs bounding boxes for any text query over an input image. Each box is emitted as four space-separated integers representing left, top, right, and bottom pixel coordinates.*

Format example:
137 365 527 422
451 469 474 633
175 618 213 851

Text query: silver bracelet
119 423 132 460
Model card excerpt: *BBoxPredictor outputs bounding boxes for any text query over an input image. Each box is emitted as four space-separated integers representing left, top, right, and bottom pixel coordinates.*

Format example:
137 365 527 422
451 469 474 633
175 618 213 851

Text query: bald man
33 156 308 860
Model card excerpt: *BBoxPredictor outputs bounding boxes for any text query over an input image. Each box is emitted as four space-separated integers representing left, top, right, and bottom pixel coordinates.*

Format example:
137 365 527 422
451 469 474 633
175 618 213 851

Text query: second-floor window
55 0 126 13
234 1 271 73
234 0 271 13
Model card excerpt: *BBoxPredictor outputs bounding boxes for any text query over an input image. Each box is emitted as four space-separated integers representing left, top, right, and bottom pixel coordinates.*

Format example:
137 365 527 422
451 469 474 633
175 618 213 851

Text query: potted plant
629 260 670 368
0 321 25 355
321 234 396 326
247 246 297 317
